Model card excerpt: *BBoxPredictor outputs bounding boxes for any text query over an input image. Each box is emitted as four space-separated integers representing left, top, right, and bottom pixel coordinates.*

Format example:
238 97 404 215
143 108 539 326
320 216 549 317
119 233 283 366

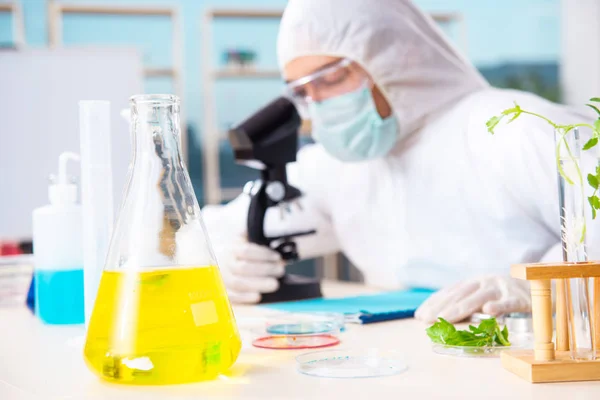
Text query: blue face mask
308 86 399 162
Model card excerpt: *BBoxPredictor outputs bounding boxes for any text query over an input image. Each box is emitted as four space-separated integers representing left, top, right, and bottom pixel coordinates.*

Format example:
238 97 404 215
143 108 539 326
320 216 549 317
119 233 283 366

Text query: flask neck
131 95 183 166
121 94 194 265
103 94 217 272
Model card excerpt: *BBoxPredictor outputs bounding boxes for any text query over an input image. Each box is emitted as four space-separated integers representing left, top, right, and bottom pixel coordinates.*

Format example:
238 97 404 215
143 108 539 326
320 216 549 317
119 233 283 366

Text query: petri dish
267 323 332 335
432 343 512 358
247 313 345 349
504 313 533 334
296 348 408 378
471 312 533 334
253 334 340 350
265 312 345 335
432 333 534 358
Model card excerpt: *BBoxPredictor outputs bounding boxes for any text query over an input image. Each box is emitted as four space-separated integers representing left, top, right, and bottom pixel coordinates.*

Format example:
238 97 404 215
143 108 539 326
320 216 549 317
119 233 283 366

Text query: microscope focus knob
265 181 285 202
243 180 256 195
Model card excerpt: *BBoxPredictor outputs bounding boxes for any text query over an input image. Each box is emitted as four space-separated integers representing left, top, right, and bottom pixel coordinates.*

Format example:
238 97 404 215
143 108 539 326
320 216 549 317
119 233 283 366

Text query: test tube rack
501 262 600 383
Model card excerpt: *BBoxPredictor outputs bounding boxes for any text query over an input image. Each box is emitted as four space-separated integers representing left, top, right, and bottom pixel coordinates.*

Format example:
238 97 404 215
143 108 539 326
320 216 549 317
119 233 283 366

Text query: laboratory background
3 0 600 398
1 0 595 280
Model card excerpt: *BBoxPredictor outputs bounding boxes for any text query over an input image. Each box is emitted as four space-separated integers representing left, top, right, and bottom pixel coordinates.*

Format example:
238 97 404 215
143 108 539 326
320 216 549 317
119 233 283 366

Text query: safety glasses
285 58 370 108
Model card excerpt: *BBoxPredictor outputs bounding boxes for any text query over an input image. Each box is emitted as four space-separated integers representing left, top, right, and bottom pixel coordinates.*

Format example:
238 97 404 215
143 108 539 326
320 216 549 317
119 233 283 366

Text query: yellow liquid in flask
84 266 241 385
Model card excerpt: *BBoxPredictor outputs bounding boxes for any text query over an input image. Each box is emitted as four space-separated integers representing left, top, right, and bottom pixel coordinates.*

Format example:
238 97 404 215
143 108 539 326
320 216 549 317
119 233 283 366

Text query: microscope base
260 274 322 304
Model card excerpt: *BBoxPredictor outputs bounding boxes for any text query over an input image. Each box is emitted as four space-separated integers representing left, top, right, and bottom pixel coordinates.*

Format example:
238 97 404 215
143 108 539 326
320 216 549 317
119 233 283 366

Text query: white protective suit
203 0 598 306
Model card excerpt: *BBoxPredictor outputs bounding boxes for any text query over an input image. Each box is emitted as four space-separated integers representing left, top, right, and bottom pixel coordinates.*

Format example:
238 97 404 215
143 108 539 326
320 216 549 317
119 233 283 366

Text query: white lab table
1 281 600 400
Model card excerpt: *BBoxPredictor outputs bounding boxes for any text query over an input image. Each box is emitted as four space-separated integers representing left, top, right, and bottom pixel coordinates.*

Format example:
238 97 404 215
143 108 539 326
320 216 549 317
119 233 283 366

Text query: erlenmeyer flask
84 94 241 385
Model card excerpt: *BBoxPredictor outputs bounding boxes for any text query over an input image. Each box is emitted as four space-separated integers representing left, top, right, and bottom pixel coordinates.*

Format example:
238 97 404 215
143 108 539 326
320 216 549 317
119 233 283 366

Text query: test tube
79 101 114 327
555 127 595 360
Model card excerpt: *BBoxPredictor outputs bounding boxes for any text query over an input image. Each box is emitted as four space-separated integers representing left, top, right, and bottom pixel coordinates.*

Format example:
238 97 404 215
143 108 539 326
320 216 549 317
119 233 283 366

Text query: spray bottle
32 152 84 324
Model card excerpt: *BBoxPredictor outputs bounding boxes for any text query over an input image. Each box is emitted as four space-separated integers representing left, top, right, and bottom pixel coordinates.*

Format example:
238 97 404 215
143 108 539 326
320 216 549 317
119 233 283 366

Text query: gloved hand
202 199 286 304
212 234 285 304
414 276 531 323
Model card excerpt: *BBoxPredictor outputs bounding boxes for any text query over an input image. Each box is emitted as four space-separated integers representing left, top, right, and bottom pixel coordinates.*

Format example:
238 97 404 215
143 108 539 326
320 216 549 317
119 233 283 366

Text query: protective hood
277 0 489 138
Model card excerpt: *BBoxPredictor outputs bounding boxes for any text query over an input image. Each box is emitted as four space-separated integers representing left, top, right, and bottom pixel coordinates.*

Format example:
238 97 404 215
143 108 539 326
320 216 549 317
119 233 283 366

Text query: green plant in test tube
486 98 600 221
487 98 600 361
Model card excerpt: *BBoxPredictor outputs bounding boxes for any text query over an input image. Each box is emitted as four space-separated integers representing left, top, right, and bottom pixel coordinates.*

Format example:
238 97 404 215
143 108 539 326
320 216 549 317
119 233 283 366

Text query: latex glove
414 276 531 323
202 199 285 304
212 234 285 304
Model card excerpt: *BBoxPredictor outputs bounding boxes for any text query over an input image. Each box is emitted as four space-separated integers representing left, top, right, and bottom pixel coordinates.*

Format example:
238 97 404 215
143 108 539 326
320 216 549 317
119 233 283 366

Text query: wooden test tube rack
501 262 600 383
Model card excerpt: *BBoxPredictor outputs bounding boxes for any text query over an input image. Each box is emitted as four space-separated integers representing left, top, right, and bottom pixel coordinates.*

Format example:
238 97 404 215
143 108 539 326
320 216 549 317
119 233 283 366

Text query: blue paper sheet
262 288 435 314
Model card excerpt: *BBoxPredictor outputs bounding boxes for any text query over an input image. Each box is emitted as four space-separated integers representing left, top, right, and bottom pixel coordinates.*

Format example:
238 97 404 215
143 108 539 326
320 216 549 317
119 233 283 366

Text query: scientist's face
284 55 391 118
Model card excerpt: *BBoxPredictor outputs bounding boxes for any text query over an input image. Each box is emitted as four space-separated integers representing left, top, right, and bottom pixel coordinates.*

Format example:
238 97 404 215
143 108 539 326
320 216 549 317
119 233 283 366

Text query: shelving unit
46 1 187 161
0 1 26 49
209 9 283 19
201 8 284 206
200 8 344 280
212 68 281 79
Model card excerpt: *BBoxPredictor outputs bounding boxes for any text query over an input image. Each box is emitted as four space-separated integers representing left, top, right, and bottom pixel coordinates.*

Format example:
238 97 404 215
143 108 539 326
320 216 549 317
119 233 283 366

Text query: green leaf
588 174 599 190
444 331 492 347
590 97 600 103
589 196 600 219
476 318 498 337
427 317 510 347
507 112 522 123
502 325 509 342
497 104 523 124
426 318 456 344
468 325 482 334
507 106 522 123
594 119 600 133
586 104 600 117
583 137 598 151
486 115 503 134
501 102 521 116
494 325 511 346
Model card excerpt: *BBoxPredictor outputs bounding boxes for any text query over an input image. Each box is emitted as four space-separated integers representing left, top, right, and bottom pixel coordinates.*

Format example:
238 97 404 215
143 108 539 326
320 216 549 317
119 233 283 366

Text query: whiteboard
0 48 143 239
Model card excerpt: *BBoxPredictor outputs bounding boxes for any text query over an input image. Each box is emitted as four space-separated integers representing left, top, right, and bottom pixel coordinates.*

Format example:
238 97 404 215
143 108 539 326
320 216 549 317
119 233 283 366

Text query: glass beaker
555 127 595 361
83 94 241 384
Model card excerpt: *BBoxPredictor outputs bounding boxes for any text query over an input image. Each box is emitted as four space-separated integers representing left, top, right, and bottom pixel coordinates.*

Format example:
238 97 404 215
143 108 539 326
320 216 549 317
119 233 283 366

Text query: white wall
0 48 143 240
561 0 600 105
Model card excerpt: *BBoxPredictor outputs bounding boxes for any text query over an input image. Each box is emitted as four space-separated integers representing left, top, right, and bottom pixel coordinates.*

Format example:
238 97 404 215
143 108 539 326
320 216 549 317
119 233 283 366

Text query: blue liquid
35 269 84 324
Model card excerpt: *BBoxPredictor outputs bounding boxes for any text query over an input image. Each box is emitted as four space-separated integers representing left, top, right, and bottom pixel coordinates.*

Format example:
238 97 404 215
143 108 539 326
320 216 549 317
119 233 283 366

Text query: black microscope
228 97 322 303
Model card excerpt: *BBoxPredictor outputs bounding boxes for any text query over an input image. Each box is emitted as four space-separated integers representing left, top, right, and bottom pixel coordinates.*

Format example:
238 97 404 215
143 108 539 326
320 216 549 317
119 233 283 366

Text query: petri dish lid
240 313 345 349
470 312 533 334
432 343 511 358
296 348 408 378
264 312 345 336
253 334 340 350
431 333 534 358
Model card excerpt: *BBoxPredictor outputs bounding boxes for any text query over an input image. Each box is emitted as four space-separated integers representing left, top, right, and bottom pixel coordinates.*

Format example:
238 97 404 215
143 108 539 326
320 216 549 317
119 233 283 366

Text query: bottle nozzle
49 151 81 205
58 152 80 185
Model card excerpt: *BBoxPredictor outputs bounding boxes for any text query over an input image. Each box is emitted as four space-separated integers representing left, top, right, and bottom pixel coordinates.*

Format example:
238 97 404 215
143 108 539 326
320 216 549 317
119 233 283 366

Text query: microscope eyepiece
228 96 301 168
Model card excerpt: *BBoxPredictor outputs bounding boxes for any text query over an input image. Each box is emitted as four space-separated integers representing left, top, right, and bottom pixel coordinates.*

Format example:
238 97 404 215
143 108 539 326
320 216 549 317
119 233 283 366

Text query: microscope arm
247 179 316 261
246 180 270 247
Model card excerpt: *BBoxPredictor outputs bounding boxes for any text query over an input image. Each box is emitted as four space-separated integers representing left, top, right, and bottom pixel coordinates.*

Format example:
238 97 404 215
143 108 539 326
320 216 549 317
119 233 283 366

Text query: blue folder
262 288 434 323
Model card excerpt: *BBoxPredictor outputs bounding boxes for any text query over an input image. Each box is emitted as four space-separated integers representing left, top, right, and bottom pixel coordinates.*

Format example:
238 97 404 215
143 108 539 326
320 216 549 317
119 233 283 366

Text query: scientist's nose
304 83 326 103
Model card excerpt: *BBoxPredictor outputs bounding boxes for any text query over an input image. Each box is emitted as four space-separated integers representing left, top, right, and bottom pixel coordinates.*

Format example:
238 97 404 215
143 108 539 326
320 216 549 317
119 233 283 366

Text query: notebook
262 288 434 319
